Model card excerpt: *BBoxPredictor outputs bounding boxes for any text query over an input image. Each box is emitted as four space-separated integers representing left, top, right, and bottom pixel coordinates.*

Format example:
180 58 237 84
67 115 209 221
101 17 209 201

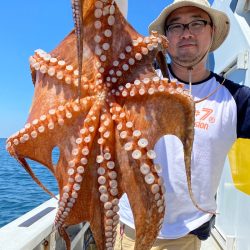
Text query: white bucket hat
149 0 230 51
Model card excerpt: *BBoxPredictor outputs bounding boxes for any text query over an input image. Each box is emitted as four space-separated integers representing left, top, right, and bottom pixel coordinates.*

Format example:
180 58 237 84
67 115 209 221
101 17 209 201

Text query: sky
0 0 170 138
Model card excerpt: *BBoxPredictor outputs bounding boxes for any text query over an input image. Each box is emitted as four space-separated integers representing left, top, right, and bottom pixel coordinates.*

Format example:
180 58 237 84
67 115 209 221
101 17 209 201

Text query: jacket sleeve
234 85 250 139
228 83 250 195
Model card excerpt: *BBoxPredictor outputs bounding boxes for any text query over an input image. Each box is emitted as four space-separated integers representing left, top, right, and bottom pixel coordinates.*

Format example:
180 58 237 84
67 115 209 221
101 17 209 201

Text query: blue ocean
0 138 58 228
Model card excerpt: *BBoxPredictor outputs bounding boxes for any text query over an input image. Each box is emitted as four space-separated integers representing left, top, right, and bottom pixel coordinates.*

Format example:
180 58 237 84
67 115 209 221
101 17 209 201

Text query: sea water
0 138 58 228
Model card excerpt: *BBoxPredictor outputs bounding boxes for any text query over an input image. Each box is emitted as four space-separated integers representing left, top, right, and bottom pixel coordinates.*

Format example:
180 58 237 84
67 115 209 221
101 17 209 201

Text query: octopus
6 1 197 249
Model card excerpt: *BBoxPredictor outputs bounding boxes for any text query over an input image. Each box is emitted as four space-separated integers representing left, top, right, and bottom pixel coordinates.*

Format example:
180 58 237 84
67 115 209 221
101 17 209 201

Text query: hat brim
149 1 230 51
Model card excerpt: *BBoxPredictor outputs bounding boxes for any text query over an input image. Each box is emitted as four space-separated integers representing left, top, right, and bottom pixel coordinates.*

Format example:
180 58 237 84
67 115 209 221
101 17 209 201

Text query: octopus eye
52 146 60 167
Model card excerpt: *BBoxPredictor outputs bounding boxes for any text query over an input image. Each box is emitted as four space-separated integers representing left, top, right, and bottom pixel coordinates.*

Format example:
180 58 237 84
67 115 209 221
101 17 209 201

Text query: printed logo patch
195 108 215 130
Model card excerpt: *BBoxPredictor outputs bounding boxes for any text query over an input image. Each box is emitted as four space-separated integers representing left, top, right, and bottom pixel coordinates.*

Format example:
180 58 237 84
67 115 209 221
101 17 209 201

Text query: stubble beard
171 52 203 68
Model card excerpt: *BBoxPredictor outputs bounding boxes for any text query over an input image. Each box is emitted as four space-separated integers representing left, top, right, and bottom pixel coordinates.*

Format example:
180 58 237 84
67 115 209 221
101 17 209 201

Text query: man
114 0 250 249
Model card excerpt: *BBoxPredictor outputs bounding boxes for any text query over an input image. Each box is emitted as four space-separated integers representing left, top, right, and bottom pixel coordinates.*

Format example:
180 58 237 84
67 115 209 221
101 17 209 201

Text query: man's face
165 6 213 67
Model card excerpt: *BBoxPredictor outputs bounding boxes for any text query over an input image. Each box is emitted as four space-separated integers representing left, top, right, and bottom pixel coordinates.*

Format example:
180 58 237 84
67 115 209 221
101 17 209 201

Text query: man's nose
181 27 193 38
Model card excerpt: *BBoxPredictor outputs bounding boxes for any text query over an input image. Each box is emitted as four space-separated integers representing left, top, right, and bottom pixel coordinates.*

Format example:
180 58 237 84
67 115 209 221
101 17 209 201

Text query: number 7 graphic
200 108 213 120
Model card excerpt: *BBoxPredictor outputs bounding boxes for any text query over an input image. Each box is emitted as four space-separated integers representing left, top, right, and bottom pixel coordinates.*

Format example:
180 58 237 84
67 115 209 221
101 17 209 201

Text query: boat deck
0 196 227 250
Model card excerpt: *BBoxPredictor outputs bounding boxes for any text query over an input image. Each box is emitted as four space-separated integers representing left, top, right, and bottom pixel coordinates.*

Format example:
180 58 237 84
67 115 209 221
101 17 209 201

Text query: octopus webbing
6 1 196 249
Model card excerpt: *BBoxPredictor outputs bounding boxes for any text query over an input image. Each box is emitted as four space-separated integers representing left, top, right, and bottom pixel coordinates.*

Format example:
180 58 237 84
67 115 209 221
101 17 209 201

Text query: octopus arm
6 68 96 199
108 83 194 249
15 156 57 199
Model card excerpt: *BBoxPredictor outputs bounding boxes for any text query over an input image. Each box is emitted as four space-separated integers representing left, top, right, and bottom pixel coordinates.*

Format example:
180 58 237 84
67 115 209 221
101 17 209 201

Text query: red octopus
6 1 196 249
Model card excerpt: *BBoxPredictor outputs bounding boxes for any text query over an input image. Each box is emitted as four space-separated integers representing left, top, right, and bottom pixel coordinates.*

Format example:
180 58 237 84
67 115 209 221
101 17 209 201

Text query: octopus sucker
6 0 203 249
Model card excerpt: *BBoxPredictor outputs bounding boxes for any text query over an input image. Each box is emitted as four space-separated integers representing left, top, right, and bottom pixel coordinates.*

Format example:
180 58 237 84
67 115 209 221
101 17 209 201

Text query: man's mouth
179 43 196 48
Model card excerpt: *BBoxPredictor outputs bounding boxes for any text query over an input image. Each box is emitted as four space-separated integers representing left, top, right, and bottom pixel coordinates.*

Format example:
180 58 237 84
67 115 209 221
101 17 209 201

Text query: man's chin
173 55 199 67
169 50 205 67
178 51 197 60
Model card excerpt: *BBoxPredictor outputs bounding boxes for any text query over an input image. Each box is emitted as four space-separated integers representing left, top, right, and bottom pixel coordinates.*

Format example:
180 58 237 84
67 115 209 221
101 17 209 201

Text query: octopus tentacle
93 107 120 249
116 78 212 214
104 32 168 85
6 97 95 201
6 97 95 154
122 85 207 214
30 50 101 98
58 226 71 250
55 99 102 228
15 157 57 199
109 103 165 249
110 102 166 202
92 1 118 73
114 77 173 98
30 50 81 88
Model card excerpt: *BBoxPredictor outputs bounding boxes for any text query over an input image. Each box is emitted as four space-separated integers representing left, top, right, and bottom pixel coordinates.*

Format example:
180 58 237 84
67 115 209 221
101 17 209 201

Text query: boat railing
0 197 94 250
0 195 233 250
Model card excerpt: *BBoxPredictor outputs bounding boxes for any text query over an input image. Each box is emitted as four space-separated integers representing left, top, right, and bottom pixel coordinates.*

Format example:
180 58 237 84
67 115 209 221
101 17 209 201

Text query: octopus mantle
6 1 195 250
